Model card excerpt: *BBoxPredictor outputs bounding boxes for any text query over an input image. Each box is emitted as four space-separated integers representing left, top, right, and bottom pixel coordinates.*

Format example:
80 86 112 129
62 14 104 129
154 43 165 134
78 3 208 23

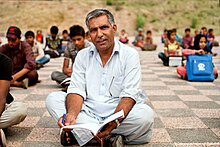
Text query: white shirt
67 39 145 117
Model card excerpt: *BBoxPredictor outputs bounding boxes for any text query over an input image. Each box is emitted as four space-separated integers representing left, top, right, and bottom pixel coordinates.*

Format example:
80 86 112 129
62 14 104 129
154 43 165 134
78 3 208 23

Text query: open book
63 110 124 135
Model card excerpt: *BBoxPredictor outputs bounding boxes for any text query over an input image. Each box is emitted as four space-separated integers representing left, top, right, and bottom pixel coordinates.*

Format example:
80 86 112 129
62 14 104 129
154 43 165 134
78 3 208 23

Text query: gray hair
85 9 115 29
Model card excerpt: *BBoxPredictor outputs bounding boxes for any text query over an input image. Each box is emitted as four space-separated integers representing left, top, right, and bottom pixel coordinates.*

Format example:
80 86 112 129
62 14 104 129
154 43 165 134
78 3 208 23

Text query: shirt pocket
108 75 124 98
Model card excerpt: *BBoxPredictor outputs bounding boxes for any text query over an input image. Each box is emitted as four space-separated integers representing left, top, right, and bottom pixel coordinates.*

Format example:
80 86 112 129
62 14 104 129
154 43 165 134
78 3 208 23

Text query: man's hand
58 113 76 128
96 121 117 140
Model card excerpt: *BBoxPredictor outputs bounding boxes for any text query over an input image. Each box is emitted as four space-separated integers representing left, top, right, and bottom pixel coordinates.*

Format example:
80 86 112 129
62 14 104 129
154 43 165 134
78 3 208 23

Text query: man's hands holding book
95 120 117 144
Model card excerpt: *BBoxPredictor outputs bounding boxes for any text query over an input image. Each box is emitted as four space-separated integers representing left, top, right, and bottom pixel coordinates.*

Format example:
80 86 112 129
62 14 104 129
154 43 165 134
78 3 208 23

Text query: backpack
186 54 214 81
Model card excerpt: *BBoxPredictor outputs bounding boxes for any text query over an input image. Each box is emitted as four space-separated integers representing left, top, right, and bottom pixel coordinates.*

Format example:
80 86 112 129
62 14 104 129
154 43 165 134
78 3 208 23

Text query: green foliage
191 16 198 29
136 14 145 29
106 0 114 5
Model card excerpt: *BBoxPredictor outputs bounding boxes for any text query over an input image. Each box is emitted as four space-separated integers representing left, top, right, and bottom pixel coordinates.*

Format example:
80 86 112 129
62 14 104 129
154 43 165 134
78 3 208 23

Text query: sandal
60 130 77 146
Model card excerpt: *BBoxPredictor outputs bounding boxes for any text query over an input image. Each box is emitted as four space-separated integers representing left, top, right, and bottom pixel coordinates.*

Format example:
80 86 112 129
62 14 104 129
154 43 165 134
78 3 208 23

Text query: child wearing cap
0 26 38 89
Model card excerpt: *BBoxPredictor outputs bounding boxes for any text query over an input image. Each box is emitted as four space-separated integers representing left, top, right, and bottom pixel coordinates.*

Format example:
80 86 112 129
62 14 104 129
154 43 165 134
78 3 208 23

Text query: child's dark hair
50 26 59 34
146 30 152 34
167 29 175 40
25 30 35 39
69 25 85 38
194 34 208 50
185 28 191 32
62 30 68 34
208 28 213 34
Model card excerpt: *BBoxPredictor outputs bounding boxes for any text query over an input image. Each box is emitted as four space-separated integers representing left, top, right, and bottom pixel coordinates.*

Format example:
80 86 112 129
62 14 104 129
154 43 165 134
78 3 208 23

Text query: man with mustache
46 9 154 147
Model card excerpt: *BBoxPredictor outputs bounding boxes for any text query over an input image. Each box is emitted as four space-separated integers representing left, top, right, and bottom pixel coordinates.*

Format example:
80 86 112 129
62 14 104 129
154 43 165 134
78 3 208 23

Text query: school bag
186 54 214 82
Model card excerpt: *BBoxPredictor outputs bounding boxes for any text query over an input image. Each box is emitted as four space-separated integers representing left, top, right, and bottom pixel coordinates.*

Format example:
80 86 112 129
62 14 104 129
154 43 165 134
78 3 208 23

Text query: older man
46 9 154 146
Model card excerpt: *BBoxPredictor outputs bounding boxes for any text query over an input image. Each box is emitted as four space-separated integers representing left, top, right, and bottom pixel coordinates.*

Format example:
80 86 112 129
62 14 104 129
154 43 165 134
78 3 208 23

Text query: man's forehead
88 15 110 27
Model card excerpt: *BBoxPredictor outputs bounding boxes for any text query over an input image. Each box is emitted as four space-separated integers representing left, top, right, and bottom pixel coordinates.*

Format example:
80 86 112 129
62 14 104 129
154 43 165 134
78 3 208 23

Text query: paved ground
7 37 220 147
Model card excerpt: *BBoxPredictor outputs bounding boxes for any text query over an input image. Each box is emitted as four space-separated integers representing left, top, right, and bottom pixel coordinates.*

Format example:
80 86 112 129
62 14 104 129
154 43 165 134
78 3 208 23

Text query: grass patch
136 14 145 29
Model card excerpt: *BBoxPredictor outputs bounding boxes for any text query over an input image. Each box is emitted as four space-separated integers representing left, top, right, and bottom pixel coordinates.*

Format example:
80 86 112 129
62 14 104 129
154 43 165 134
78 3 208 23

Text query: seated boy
141 30 157 51
44 26 62 58
25 30 50 69
51 25 91 88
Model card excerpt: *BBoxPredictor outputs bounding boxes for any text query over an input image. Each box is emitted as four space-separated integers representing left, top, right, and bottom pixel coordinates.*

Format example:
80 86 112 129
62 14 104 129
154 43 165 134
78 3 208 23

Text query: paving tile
8 93 28 101
153 118 165 128
207 95 220 101
148 95 181 101
5 127 33 142
25 101 45 108
161 117 207 129
35 117 58 128
155 109 196 117
194 85 219 90
25 94 48 101
183 101 220 109
201 118 220 128
22 142 61 147
25 128 60 142
30 89 59 95
151 129 172 143
199 90 220 95
142 86 169 90
211 128 220 138
164 81 189 85
147 143 175 147
7 141 23 147
187 82 215 86
15 116 40 128
147 90 175 96
173 90 201 95
151 101 188 109
174 143 220 147
215 101 220 106
167 85 196 90
160 77 183 82
142 81 166 86
167 129 220 143
27 108 47 116
192 109 220 118
178 95 212 101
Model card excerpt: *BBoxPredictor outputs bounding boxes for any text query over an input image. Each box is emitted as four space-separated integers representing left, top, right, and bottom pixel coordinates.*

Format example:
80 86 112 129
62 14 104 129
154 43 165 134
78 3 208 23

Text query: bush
106 0 114 5
191 16 198 29
136 14 145 29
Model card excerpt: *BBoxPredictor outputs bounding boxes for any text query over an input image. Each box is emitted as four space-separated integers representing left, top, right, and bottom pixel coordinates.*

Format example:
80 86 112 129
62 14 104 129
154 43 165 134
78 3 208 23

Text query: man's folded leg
112 104 154 145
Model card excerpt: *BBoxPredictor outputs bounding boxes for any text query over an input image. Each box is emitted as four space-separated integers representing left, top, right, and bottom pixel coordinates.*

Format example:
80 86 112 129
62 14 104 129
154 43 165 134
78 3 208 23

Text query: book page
62 110 124 135
99 109 124 130
63 123 100 135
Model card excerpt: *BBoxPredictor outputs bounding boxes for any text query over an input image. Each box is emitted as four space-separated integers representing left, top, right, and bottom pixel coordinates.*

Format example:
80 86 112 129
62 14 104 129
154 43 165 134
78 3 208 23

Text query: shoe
0 129 6 147
215 73 218 79
212 52 217 57
36 63 43 70
60 130 77 146
104 134 124 147
22 78 29 89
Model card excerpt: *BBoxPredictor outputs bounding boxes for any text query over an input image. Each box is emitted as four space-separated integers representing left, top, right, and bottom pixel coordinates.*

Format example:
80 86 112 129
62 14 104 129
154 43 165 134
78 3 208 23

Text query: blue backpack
186 54 214 82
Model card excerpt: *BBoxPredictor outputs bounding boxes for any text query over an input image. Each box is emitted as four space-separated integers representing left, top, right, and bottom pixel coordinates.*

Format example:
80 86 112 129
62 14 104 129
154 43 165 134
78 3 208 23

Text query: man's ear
113 24 117 33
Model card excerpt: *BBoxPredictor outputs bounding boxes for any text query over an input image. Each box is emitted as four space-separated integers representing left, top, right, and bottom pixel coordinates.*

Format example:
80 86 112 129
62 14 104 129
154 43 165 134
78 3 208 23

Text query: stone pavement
7 37 220 147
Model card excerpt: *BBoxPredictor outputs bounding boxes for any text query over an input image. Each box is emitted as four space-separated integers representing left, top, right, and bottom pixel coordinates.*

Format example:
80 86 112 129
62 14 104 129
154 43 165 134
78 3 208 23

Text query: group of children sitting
119 27 219 81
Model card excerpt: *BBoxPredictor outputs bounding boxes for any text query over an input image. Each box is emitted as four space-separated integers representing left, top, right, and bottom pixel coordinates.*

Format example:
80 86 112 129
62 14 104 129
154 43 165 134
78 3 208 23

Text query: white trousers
0 102 27 129
46 91 154 144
